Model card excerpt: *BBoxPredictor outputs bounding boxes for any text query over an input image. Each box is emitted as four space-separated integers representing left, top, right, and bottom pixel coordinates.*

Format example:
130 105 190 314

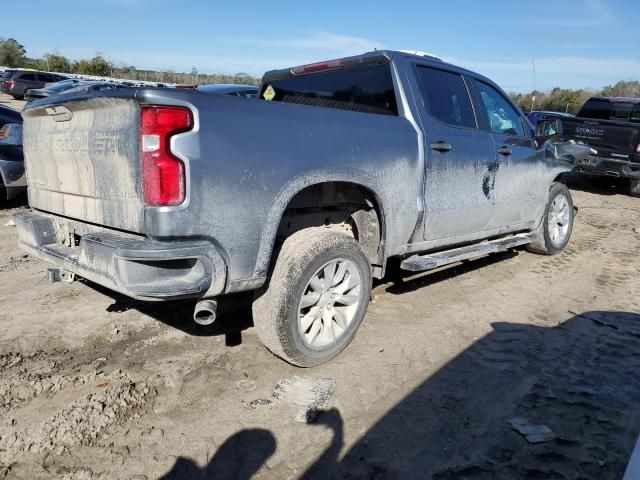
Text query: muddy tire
630 178 640 197
526 182 574 255
252 228 371 367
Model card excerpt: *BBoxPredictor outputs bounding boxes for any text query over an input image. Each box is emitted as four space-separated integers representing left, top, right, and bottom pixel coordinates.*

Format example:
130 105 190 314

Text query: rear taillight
636 143 640 154
7 80 15 87
140 105 193 206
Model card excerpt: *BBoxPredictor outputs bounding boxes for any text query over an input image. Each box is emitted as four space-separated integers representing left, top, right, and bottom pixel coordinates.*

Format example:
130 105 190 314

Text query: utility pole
532 58 536 91
531 58 536 112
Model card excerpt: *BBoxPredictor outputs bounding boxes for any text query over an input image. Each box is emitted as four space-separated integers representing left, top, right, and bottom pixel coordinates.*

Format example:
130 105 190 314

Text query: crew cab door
470 79 545 228
411 64 498 241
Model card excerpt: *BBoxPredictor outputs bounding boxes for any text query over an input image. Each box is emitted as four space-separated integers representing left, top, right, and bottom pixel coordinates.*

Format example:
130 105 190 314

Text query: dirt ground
0 94 25 111
1 94 640 479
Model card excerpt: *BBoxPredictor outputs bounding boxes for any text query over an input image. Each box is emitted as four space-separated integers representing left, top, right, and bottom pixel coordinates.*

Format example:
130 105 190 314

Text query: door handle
497 146 512 156
430 142 452 152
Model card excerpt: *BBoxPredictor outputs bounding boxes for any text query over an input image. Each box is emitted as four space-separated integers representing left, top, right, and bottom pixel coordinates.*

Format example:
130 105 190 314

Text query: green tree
41 53 72 73
73 54 113 76
601 80 640 98
0 38 26 67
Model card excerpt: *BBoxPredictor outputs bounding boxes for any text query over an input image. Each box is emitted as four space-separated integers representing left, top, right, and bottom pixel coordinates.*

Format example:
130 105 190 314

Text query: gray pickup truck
16 50 585 366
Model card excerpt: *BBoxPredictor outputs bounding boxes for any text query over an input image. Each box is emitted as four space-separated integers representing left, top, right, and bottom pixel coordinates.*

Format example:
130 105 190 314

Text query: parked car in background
24 79 87 102
197 84 258 98
27 81 130 103
0 105 24 201
15 50 590 366
562 96 640 196
0 69 68 99
527 111 574 127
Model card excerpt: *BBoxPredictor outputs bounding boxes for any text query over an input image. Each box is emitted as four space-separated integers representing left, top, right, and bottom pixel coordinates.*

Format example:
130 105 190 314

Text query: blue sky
4 0 639 92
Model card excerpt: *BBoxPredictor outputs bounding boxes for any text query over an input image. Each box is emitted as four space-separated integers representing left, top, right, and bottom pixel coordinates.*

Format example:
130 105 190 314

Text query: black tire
630 178 640 198
526 182 574 255
252 227 371 367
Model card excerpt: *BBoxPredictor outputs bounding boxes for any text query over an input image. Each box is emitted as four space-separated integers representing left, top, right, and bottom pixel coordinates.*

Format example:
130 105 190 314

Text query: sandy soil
0 94 639 478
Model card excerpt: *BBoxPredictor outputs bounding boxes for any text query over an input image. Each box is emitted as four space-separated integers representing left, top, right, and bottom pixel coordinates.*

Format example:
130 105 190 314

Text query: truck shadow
160 310 640 479
563 170 630 197
86 281 254 346
0 194 27 211
90 250 518 343
378 250 518 296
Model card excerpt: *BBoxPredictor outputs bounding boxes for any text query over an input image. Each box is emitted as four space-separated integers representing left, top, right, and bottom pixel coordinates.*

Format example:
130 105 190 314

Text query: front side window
474 80 525 136
415 66 476 128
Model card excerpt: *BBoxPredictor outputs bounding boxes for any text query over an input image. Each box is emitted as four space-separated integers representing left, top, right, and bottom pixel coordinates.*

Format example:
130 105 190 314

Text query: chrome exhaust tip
193 299 218 326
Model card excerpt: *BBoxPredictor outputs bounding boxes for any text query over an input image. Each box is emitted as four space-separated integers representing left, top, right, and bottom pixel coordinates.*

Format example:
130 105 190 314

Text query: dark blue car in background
527 110 574 127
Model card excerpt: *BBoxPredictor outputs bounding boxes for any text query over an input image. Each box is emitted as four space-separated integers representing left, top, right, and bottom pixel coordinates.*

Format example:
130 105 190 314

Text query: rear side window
260 63 398 116
415 66 476 128
19 73 37 81
579 99 640 123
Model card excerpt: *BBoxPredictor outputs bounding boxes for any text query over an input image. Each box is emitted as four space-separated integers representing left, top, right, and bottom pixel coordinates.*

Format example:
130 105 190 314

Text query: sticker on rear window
263 85 276 101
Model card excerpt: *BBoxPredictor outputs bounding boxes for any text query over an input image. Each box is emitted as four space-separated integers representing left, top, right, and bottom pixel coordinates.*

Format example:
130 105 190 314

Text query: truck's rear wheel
526 182 574 255
630 178 640 197
252 228 371 367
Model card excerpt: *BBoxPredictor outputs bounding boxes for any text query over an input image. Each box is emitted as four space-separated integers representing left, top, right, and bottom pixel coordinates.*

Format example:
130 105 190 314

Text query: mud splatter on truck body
16 51 584 363
23 97 142 232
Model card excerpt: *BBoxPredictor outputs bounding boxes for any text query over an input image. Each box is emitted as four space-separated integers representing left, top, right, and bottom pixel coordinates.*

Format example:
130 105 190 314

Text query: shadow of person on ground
165 311 640 479
160 428 276 480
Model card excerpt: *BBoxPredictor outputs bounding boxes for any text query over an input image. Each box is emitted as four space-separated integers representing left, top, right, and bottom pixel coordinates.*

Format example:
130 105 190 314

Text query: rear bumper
576 155 640 178
15 210 226 300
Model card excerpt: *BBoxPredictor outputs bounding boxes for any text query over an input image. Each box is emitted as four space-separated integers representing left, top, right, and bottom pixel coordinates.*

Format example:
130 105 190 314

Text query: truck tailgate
562 117 640 160
22 97 144 232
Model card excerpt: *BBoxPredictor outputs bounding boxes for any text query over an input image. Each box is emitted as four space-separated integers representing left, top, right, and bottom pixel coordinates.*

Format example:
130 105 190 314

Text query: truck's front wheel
526 182 574 255
252 228 371 367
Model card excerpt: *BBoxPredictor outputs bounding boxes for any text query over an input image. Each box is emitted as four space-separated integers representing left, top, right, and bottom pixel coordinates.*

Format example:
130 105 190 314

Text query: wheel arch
253 169 387 279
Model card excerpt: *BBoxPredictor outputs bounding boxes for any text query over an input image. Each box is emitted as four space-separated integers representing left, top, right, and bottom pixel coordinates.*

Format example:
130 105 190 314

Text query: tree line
2 37 638 105
510 81 640 115
0 37 259 86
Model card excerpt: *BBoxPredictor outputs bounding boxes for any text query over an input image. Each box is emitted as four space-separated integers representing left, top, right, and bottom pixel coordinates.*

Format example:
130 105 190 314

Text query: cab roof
262 49 484 84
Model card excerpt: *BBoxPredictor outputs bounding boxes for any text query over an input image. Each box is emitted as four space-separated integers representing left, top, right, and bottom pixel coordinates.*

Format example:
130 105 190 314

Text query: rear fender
252 167 387 279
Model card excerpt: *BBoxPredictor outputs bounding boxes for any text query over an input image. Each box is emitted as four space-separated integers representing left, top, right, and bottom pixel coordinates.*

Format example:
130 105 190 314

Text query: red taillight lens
291 58 343 75
636 143 640 154
7 80 15 87
140 106 193 206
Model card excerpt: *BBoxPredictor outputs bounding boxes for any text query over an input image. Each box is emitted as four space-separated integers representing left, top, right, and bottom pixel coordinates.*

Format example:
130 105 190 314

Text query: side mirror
536 118 563 139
